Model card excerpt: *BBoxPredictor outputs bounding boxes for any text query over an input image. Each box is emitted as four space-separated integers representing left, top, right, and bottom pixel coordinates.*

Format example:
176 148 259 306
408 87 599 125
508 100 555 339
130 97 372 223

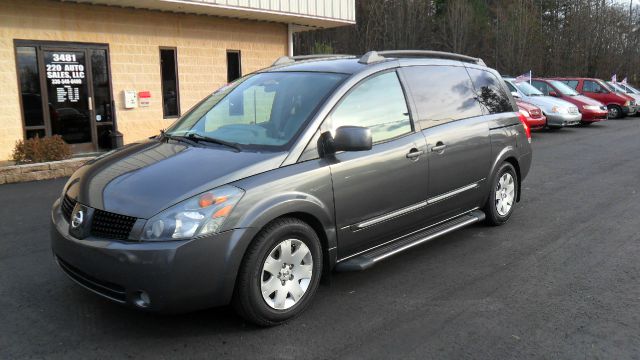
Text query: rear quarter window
401 65 483 128
467 68 514 114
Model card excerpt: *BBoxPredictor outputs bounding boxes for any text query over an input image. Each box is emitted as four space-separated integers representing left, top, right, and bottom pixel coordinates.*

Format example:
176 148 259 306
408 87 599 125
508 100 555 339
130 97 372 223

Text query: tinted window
402 66 483 126
328 71 411 143
583 80 605 93
467 69 513 114
227 51 241 83
16 46 45 129
160 48 180 118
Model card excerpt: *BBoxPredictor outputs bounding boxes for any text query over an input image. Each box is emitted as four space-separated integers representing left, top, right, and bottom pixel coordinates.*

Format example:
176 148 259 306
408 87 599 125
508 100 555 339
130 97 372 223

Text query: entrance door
43 49 93 152
15 41 115 154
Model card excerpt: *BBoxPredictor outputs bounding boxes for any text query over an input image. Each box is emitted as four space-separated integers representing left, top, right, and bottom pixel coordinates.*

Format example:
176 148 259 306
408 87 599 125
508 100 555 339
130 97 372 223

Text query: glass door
42 49 93 152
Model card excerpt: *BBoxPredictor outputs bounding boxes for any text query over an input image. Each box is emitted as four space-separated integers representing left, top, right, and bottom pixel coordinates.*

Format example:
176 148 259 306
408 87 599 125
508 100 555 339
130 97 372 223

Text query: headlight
141 185 244 241
624 100 630 106
583 105 601 111
519 109 530 117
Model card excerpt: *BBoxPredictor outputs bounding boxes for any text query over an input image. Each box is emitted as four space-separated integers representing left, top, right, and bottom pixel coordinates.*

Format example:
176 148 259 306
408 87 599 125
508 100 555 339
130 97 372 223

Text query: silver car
504 78 581 128
607 82 640 114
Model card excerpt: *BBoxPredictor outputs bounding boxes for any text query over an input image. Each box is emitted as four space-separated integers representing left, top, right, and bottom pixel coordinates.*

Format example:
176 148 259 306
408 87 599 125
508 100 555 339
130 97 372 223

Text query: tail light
518 112 531 143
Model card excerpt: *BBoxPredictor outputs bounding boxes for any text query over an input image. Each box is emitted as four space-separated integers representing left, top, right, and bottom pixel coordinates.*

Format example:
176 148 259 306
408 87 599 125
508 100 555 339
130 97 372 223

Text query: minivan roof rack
358 50 486 66
272 54 354 66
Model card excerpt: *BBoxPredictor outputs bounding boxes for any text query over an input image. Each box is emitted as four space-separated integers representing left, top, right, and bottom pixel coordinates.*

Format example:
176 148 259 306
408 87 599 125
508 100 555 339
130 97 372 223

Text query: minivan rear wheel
233 217 322 326
484 162 518 226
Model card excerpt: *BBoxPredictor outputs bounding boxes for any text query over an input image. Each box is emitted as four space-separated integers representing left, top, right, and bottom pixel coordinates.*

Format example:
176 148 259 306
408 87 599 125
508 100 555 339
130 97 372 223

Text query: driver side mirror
549 91 558 97
321 126 372 156
511 91 520 99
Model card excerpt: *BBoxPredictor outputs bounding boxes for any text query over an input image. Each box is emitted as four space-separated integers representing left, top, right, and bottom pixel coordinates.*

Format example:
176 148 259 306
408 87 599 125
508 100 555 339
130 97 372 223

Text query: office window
15 46 45 138
227 51 241 83
160 48 180 118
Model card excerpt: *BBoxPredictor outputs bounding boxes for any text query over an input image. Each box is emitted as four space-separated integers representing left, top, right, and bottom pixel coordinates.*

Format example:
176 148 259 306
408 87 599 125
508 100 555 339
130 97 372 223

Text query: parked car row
506 76 638 131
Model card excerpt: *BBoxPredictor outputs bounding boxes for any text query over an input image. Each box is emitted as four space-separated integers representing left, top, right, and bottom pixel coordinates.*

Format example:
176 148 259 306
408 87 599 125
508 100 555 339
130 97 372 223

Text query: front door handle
431 142 447 152
406 149 424 159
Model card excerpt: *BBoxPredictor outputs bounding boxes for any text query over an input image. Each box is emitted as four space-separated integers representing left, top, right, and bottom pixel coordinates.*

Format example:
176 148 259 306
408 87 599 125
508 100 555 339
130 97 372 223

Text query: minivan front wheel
484 162 518 226
607 104 622 119
233 217 322 326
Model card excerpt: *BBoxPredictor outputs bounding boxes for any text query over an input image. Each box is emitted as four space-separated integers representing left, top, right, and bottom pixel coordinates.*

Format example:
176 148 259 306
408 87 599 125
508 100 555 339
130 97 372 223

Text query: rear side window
467 68 514 114
327 71 411 143
402 65 483 127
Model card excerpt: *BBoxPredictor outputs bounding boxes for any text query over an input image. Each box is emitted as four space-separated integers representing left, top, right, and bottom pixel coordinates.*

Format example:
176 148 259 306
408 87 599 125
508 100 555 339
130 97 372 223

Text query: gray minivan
51 51 532 326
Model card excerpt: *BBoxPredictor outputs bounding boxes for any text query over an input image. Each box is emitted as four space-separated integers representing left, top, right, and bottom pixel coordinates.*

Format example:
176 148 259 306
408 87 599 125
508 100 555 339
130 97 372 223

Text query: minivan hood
65 139 287 218
571 95 604 106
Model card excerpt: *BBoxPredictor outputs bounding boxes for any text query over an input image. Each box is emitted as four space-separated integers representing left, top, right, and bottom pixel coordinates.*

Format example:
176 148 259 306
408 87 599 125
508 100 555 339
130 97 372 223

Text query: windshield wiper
159 130 196 145
186 133 242 152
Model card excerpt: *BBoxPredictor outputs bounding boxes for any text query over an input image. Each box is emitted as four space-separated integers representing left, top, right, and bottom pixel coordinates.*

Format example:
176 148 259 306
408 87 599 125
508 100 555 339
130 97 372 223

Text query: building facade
0 0 354 160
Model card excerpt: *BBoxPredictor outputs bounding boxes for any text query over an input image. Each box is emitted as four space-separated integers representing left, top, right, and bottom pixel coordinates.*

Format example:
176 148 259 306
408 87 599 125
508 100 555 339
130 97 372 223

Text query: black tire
233 217 323 327
483 162 518 226
607 104 622 119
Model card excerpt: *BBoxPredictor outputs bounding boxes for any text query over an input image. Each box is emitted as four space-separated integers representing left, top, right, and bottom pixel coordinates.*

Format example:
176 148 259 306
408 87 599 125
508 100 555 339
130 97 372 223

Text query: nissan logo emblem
71 210 84 229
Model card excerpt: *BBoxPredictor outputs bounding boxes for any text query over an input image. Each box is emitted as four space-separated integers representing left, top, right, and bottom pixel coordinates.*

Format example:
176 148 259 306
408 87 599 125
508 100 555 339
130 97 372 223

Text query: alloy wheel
261 239 313 310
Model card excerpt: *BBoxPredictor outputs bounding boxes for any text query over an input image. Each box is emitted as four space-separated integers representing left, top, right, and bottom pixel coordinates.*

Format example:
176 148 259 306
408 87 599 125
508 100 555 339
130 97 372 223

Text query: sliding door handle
431 142 447 152
406 149 424 159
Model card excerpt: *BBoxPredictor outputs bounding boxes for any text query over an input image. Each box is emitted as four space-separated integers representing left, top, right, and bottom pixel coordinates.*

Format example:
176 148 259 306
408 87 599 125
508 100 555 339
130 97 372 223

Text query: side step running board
334 210 486 272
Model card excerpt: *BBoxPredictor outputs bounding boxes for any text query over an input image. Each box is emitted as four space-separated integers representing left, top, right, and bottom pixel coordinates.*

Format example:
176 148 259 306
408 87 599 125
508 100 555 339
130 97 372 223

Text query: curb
0 157 94 185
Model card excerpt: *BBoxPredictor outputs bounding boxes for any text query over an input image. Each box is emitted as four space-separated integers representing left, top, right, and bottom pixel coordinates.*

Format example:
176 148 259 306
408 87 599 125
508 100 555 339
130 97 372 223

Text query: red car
548 77 636 119
530 78 607 125
517 100 546 130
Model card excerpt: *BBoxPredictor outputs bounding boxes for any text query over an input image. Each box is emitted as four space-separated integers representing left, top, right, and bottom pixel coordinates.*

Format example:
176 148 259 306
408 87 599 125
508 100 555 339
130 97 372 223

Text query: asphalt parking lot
1 118 640 359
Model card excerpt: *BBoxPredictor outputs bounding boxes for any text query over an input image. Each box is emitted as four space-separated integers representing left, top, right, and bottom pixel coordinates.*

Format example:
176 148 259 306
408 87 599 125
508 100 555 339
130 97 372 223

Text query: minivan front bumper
50 198 253 313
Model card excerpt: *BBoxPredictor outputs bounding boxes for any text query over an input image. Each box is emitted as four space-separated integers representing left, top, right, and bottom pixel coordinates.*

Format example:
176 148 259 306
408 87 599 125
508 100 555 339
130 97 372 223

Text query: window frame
322 69 415 146
159 46 181 119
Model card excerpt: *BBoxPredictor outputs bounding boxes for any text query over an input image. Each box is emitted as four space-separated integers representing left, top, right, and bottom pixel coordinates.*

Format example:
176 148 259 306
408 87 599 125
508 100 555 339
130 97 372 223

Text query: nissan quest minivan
51 50 532 326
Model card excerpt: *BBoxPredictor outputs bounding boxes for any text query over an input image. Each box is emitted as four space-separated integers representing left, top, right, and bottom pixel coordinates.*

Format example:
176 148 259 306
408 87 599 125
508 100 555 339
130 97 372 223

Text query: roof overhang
62 0 355 29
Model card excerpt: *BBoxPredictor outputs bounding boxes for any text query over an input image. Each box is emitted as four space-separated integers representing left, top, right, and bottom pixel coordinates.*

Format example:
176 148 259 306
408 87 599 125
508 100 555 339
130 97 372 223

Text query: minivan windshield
166 71 346 150
514 81 544 96
549 80 579 96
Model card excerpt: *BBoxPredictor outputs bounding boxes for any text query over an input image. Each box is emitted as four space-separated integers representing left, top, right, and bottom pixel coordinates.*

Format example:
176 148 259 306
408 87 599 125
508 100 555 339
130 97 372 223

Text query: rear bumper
50 198 253 313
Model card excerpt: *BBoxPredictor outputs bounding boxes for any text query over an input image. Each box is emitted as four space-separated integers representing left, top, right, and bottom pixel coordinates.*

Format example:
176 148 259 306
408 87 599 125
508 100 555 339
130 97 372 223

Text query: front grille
61 195 76 222
56 256 126 303
90 209 137 240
